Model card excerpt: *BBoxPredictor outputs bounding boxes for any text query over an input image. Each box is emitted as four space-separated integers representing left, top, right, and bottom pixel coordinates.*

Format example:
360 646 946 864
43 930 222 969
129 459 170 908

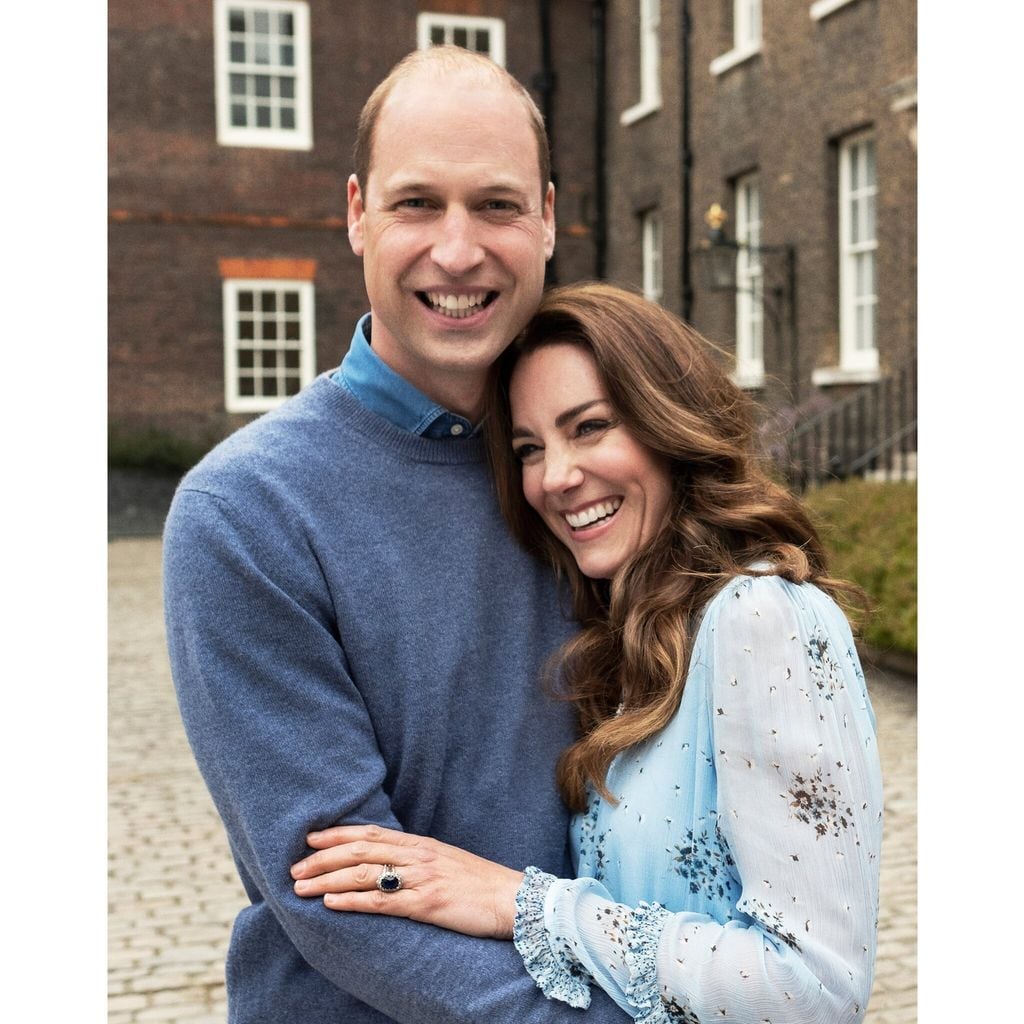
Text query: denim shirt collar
332 314 478 439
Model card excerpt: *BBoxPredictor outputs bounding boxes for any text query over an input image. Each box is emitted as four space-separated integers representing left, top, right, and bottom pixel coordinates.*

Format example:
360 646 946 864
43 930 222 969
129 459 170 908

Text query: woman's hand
290 824 525 940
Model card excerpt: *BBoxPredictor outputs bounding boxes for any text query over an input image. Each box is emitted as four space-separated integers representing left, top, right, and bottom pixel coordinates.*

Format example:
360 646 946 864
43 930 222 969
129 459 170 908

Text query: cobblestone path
109 538 917 1023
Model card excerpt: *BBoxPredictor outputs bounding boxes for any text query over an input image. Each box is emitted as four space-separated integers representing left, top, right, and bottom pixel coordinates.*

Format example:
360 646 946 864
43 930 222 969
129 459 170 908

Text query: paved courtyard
109 537 917 1023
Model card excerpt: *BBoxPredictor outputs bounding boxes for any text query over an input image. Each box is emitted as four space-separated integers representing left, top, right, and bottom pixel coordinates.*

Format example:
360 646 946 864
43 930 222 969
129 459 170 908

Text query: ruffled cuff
513 866 592 1008
622 901 676 1024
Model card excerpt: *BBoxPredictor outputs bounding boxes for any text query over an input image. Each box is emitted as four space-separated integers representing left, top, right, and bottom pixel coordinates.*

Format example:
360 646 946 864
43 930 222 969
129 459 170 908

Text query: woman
291 283 883 1022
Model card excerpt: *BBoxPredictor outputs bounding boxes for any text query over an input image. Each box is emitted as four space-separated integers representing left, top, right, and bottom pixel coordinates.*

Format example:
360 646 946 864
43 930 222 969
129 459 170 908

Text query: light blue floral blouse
513 573 883 1023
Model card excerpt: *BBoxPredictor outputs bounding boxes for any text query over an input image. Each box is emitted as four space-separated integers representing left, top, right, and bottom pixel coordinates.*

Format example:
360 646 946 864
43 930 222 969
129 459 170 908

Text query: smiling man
163 47 630 1024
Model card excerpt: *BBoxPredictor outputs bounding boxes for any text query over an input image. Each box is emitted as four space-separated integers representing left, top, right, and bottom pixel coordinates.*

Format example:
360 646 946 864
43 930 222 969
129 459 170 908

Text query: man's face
347 71 555 417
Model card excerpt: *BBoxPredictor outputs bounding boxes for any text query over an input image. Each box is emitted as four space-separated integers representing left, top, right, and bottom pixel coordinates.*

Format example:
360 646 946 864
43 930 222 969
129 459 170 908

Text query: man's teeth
564 499 622 530
425 292 490 319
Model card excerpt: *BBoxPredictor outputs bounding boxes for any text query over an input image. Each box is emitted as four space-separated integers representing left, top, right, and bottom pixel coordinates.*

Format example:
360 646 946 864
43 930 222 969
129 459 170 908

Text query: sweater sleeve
512 576 883 1023
163 487 631 1024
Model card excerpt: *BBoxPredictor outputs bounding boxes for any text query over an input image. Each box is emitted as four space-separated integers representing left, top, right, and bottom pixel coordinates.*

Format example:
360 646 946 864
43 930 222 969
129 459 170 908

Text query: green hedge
108 426 214 475
802 478 917 657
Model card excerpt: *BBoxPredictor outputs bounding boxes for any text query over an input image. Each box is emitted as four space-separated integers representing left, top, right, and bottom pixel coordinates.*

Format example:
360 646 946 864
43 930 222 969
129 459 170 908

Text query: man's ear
542 182 556 260
347 174 365 256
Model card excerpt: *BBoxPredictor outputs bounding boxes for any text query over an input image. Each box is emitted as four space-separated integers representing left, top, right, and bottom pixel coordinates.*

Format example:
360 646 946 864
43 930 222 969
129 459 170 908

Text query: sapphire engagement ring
375 864 403 893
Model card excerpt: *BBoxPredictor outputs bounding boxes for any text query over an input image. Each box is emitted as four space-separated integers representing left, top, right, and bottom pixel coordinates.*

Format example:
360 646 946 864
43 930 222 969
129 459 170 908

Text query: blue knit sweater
163 376 631 1023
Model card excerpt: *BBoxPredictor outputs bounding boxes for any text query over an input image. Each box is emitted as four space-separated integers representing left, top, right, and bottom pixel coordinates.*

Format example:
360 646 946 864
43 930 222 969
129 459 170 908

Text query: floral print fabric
513 574 883 1022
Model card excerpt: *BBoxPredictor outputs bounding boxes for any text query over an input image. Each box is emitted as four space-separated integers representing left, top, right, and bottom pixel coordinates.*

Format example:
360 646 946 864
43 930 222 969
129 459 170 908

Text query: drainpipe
592 0 608 280
680 0 693 320
536 0 558 284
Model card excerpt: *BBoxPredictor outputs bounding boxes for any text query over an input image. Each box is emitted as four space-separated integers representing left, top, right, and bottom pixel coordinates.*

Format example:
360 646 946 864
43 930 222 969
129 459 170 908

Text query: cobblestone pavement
109 538 917 1023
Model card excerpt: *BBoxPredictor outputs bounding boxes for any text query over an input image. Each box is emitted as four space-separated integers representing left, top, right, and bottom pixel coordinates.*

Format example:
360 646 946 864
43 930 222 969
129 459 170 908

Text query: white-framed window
621 0 661 125
838 132 878 372
223 278 315 412
417 13 506 66
734 174 764 386
641 208 663 303
213 0 313 150
710 0 762 76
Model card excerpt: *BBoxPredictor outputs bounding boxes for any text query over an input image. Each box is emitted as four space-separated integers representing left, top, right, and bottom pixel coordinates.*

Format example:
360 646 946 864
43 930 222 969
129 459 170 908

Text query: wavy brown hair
486 283 862 811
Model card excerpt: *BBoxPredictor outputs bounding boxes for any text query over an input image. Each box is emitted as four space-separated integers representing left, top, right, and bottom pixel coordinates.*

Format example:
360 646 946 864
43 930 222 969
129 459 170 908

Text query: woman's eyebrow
554 400 605 428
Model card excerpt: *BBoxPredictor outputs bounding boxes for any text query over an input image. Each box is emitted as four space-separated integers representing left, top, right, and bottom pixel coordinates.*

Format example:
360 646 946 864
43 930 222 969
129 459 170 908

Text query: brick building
110 0 916 463
109 0 599 447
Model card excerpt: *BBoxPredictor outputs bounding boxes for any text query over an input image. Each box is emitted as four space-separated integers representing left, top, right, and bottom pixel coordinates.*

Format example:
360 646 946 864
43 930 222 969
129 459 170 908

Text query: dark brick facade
109 0 599 444
604 0 916 410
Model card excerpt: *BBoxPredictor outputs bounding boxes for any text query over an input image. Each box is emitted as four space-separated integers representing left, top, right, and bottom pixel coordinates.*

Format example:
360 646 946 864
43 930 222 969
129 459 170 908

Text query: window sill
811 365 881 387
709 42 761 77
217 129 313 151
731 370 765 390
620 98 661 126
810 0 860 21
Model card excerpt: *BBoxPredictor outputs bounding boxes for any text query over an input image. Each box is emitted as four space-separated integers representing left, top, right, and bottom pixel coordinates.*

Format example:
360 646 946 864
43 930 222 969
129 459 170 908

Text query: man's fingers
292 841 421 879
306 824 415 848
322 888 418 916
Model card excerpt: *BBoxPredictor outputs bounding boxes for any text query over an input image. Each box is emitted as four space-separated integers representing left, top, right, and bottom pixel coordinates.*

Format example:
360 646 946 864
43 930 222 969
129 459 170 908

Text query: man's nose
430 208 485 277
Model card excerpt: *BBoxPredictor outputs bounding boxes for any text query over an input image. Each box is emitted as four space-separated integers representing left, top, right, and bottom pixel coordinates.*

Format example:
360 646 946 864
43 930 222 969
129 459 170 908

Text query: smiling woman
293 283 883 1023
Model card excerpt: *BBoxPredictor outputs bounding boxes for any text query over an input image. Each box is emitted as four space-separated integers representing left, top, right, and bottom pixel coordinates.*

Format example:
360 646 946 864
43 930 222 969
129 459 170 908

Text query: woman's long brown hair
486 283 862 812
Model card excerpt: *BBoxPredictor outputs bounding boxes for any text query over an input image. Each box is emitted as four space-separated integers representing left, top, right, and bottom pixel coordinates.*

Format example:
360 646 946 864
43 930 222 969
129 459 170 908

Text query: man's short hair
353 46 552 199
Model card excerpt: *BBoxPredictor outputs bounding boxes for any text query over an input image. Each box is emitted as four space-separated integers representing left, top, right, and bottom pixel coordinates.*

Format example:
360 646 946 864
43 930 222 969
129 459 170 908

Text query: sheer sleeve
513 576 883 1022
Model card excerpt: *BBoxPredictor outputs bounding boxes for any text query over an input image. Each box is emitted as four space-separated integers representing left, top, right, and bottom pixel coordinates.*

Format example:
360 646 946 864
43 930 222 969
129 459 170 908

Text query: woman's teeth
564 499 622 530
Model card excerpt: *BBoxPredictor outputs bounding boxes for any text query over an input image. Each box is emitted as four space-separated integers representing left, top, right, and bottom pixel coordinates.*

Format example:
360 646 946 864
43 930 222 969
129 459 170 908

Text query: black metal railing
764 360 917 491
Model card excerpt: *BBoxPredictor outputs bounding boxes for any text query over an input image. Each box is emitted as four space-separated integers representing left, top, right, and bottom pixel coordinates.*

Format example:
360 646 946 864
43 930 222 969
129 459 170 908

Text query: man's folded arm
163 487 630 1023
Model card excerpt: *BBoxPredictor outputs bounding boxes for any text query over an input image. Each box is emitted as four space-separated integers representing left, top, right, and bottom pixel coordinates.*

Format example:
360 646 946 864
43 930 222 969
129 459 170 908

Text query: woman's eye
512 443 541 462
576 419 612 438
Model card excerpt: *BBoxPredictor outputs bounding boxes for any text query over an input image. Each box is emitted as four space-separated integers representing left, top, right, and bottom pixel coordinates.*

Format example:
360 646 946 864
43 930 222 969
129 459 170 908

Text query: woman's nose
542 448 584 493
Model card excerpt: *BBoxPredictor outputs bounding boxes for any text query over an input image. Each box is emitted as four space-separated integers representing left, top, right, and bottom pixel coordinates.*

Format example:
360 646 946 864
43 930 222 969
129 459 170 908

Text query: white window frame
838 132 878 373
417 13 506 66
734 174 764 388
710 0 762 76
641 208 663 303
810 0 860 21
621 0 662 125
213 0 313 150
223 278 316 413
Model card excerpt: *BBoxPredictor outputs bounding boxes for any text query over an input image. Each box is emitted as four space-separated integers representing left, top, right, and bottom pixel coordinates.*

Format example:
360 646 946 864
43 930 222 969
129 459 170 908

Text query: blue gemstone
379 874 401 891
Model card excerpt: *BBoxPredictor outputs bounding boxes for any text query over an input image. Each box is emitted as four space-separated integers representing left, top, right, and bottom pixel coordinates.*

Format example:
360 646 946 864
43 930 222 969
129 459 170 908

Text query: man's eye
485 200 519 213
512 443 541 462
397 198 430 209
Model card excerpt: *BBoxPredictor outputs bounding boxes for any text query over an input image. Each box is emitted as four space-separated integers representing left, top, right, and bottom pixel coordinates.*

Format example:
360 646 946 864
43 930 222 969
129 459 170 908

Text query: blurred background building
109 0 916 485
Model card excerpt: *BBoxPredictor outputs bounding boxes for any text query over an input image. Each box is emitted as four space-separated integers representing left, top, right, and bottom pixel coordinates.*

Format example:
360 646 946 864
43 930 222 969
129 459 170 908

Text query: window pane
261 350 278 369
850 199 860 245
231 104 247 126
285 320 300 340
430 25 445 45
284 349 300 368
237 290 254 312
229 73 246 96
238 377 255 397
285 376 301 396
264 378 279 397
237 350 254 369
453 27 468 47
229 40 246 63
255 104 271 127
228 9 246 32
279 75 295 99
279 43 294 66
476 29 490 54
280 106 296 130
278 12 294 36
865 194 876 243
254 41 270 64
865 140 876 186
260 292 277 313
262 320 278 340
238 319 254 340
283 291 300 313
253 10 270 35
254 74 271 97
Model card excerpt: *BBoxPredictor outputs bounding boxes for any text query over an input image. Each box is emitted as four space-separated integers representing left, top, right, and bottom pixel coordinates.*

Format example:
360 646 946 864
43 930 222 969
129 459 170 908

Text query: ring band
376 864 403 893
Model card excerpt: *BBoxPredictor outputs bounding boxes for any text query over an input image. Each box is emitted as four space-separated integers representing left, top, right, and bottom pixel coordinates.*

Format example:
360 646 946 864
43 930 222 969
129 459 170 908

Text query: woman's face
509 343 674 580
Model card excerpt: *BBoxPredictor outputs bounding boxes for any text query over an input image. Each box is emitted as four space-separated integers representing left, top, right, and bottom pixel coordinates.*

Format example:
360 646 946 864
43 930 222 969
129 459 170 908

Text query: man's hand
291 824 525 940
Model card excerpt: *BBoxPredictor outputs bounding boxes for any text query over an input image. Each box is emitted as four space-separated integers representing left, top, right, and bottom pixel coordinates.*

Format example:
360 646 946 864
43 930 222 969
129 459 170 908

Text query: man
164 47 631 1022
